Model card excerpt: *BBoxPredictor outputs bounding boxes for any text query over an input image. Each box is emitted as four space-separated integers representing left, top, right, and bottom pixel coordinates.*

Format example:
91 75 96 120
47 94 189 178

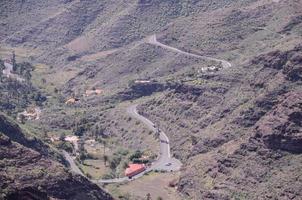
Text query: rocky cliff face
256 91 302 153
0 114 57 158
139 45 302 199
0 114 113 200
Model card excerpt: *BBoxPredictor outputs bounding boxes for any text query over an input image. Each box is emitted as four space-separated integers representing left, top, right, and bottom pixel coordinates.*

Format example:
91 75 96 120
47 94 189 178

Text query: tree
109 155 121 170
79 138 85 152
129 150 143 161
41 78 46 84
74 125 85 136
190 135 198 145
12 51 16 71
59 133 65 141
79 151 87 162
103 155 108 166
19 114 26 124
54 87 59 93
146 193 151 200
92 124 100 138
85 173 92 179
58 141 73 153
41 129 48 139
93 124 105 138
34 92 46 104
24 70 31 80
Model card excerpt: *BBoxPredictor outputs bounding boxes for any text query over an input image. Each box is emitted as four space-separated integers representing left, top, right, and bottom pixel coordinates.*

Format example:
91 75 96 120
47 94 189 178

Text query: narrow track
147 34 232 68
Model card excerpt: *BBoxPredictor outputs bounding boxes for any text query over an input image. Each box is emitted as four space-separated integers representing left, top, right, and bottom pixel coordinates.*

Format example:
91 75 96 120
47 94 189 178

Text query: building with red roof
125 164 146 178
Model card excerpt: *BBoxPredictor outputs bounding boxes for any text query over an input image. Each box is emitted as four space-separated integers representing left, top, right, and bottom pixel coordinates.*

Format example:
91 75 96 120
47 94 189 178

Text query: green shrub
129 150 143 161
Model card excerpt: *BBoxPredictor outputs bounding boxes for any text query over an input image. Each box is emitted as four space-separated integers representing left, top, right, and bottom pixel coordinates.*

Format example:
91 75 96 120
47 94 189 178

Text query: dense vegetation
0 60 46 117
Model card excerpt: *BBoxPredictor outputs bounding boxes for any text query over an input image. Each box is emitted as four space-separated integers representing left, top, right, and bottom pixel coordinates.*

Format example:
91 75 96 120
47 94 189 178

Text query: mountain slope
0 0 302 199
0 114 113 200
2 0 301 93
139 45 302 199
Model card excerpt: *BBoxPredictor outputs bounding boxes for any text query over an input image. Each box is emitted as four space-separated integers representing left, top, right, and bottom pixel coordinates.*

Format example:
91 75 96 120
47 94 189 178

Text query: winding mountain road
127 105 182 171
64 34 233 184
62 150 84 176
98 105 182 183
63 104 182 184
147 34 232 69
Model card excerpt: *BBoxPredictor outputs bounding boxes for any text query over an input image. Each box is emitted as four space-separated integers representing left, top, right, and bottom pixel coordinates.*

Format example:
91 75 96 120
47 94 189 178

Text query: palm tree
146 193 151 200
103 155 108 166
12 51 16 71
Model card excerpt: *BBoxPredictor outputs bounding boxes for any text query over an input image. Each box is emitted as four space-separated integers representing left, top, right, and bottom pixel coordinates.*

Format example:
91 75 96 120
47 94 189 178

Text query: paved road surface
63 104 182 183
147 34 232 69
127 105 182 171
97 105 182 183
62 150 84 176
60 34 233 184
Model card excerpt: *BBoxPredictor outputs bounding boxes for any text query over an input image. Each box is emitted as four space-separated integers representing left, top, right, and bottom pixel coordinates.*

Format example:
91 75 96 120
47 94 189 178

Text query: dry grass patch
114 172 183 200
80 159 109 179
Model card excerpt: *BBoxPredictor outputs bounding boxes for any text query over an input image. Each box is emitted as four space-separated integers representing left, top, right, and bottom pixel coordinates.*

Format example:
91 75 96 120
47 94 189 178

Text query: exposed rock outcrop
0 133 113 200
256 91 302 153
140 44 302 199
0 113 112 200
0 113 65 164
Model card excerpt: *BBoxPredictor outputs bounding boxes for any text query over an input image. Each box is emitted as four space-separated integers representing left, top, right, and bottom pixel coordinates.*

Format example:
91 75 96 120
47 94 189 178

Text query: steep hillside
0 113 62 160
0 0 302 199
139 45 302 199
0 115 113 200
1 0 301 94
0 59 46 117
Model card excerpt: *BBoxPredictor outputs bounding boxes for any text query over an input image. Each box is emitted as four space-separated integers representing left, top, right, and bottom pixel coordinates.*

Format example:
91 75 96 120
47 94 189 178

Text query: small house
65 98 80 105
85 89 103 97
125 164 146 178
